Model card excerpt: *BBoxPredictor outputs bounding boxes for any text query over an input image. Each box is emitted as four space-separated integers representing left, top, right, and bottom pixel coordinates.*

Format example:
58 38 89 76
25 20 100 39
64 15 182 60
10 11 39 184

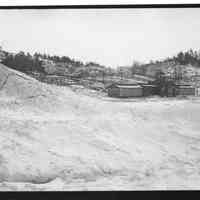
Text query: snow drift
0 63 200 190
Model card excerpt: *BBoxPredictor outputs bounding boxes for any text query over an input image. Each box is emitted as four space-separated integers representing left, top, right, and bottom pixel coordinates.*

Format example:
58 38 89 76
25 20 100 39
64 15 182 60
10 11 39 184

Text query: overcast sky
0 8 200 67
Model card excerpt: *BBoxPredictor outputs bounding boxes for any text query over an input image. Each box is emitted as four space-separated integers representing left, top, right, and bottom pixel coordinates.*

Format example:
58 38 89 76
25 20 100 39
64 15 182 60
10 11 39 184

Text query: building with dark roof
107 84 143 98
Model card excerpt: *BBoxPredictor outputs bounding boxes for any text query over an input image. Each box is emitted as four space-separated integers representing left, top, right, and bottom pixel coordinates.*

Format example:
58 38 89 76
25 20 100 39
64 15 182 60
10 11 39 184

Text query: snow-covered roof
176 85 195 88
141 84 157 87
109 84 142 89
117 85 142 89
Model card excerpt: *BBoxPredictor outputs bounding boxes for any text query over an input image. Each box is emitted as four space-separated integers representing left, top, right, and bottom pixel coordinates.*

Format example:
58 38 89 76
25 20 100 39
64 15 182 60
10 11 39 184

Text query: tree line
1 48 200 77
150 49 200 66
1 50 85 74
130 49 200 77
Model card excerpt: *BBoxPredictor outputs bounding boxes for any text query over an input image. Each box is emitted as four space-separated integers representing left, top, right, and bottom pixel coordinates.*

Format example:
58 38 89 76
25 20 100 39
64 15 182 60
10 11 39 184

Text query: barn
107 84 143 98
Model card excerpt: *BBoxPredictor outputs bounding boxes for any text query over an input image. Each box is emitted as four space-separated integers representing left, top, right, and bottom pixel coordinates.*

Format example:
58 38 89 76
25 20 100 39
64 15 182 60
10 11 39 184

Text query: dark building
175 84 195 96
107 82 195 98
107 84 143 98
159 82 195 97
141 84 157 97
164 82 176 97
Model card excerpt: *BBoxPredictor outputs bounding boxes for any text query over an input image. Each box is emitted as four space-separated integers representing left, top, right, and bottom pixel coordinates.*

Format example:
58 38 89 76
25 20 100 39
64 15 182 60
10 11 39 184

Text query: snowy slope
0 64 200 190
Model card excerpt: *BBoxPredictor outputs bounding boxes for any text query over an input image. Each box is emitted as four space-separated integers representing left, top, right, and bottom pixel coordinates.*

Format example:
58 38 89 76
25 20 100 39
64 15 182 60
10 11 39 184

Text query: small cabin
107 84 143 98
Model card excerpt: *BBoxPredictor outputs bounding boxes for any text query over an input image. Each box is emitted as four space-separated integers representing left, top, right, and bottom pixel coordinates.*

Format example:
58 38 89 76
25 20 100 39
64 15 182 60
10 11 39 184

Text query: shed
175 84 195 96
107 84 143 98
141 84 157 96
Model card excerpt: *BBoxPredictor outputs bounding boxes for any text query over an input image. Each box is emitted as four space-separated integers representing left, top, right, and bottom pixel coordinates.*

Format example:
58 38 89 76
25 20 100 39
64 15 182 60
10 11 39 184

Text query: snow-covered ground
0 64 200 190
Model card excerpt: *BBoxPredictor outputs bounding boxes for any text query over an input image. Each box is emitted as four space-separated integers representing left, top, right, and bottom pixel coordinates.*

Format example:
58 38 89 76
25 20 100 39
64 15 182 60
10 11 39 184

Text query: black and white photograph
0 4 200 191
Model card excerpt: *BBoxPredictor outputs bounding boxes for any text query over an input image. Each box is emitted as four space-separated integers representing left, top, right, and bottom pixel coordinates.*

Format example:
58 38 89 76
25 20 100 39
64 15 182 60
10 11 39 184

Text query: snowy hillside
136 61 200 78
0 64 200 190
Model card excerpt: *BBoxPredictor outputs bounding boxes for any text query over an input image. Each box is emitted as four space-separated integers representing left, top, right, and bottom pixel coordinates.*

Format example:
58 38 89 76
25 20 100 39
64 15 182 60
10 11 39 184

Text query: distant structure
161 83 195 97
175 84 195 96
154 69 196 97
41 59 57 74
107 73 196 98
107 84 143 98
142 84 157 97
107 83 158 98
117 66 132 79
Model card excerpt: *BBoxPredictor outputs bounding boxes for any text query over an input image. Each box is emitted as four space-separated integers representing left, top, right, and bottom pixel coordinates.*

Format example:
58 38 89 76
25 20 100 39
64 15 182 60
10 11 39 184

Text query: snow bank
0 64 82 113
1 63 200 190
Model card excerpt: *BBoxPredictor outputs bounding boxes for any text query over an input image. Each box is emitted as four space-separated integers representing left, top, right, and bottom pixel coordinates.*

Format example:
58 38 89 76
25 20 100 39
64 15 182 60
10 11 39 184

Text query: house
107 84 143 98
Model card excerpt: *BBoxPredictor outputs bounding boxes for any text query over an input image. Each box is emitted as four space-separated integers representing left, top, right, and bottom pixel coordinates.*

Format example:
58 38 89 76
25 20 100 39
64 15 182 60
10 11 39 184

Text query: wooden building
141 84 157 96
159 82 195 97
165 82 176 97
175 84 195 96
107 84 143 98
107 82 195 98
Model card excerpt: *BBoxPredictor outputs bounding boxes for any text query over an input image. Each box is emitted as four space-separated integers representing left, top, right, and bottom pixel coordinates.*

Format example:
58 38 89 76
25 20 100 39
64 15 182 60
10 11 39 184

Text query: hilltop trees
127 49 200 78
171 49 200 66
2 51 44 73
1 47 200 81
0 49 84 75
